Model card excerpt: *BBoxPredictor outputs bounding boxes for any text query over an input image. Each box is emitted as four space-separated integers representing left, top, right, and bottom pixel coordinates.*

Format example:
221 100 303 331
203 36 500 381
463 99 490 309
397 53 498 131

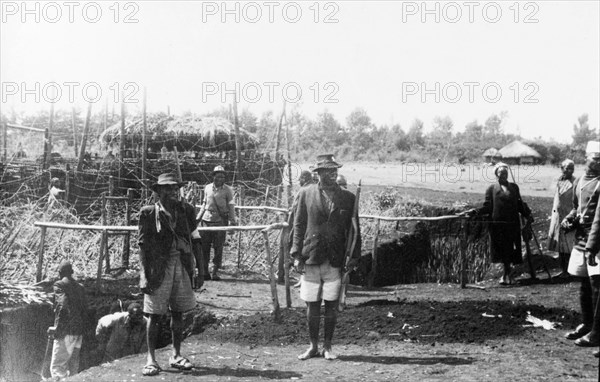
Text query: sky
1 0 599 143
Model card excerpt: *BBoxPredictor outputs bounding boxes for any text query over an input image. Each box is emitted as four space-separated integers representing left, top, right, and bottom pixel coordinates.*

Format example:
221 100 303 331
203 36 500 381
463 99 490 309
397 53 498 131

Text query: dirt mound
201 299 579 347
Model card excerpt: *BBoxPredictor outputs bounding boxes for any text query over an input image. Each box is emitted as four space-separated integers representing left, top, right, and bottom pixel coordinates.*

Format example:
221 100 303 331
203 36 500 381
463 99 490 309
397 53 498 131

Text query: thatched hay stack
100 114 259 153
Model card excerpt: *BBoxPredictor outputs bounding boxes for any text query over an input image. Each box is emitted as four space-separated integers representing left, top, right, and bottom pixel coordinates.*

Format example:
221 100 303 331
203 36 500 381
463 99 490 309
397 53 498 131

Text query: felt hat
151 173 184 192
310 154 343 172
212 165 226 175
586 141 600 158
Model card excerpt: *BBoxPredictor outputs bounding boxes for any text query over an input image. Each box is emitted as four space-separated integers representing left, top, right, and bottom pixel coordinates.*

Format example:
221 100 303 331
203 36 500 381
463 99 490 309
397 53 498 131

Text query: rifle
338 180 361 312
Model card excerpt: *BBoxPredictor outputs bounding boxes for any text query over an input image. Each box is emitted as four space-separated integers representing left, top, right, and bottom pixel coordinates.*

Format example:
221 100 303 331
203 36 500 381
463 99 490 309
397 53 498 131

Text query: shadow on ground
338 354 474 366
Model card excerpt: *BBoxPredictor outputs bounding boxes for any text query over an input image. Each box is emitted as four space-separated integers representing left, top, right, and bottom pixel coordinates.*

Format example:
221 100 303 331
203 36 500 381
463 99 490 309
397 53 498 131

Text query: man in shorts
562 141 600 349
138 173 199 376
290 154 361 360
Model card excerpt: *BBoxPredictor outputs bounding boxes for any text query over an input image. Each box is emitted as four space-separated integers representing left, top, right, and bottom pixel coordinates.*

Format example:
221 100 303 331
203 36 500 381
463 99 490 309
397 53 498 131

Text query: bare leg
323 300 338 360
171 311 183 358
298 301 321 360
146 314 160 366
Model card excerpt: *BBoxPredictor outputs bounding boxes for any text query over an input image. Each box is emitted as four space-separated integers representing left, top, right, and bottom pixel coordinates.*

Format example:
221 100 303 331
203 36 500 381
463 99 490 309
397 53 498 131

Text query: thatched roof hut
100 114 259 154
482 148 499 163
497 141 541 165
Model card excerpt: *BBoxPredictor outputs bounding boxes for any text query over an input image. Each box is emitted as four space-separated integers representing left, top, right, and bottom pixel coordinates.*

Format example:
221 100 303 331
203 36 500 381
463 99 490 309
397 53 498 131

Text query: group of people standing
464 141 600 358
47 144 600 378
135 154 360 376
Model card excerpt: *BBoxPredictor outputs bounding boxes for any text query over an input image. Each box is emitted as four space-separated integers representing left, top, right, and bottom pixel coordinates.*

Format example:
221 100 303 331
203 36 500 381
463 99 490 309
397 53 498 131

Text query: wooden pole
97 229 108 288
460 219 468 288
284 114 293 208
236 185 245 269
103 189 111 272
232 95 241 183
142 86 148 182
43 103 54 170
36 226 47 282
123 188 133 268
2 122 7 162
72 107 78 157
367 218 381 288
282 211 291 308
103 97 108 136
76 103 92 173
262 230 281 322
64 168 70 203
274 101 286 162
119 99 125 188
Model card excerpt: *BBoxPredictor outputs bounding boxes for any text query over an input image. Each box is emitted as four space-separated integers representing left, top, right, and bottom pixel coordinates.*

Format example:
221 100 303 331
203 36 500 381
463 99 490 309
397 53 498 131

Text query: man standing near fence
290 154 361 361
50 261 88 379
138 173 198 376
197 165 238 281
562 141 600 350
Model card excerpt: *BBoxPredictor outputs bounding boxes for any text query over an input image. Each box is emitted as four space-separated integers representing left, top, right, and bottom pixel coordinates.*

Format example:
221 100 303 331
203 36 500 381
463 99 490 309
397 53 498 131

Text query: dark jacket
138 201 196 294
290 183 361 268
53 277 87 338
478 182 530 264
566 175 600 251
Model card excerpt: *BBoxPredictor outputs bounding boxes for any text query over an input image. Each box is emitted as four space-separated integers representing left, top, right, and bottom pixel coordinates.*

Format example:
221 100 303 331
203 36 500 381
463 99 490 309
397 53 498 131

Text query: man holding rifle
290 154 361 361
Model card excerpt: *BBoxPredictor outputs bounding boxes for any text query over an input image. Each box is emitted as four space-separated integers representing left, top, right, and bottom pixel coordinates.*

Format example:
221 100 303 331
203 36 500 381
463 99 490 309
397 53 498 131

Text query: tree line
1 107 597 165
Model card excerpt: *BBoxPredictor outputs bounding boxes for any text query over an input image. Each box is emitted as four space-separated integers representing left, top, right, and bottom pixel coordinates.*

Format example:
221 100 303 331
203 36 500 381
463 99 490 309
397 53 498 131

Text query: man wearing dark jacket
562 142 600 350
290 154 361 361
50 261 87 379
138 173 198 376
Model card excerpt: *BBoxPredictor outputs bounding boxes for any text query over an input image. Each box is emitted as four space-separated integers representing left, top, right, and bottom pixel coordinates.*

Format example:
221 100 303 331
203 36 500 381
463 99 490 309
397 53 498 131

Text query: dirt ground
69 272 600 382
28 184 600 381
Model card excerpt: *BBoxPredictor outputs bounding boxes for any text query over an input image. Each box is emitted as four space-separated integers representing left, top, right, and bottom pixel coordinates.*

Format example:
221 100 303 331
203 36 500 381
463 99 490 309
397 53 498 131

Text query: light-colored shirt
199 183 236 223
96 312 147 363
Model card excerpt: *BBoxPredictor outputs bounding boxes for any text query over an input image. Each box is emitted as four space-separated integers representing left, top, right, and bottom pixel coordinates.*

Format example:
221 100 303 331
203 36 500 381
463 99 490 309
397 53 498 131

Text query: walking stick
338 180 361 312
41 326 55 379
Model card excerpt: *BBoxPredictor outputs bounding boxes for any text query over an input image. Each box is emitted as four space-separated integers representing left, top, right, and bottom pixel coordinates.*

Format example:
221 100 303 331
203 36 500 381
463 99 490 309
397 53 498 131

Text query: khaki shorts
300 260 341 302
144 255 196 315
568 248 600 277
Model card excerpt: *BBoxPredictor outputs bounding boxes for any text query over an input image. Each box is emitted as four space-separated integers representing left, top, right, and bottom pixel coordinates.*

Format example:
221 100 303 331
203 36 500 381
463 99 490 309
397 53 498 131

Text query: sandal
142 362 162 376
169 356 193 370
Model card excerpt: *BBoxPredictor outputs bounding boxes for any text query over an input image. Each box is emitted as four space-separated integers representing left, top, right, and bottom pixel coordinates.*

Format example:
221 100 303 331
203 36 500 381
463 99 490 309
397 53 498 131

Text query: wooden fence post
36 226 47 282
64 168 70 203
367 218 381 288
282 211 292 308
460 219 468 288
123 188 133 268
97 229 108 289
262 230 281 322
102 192 110 272
237 185 245 269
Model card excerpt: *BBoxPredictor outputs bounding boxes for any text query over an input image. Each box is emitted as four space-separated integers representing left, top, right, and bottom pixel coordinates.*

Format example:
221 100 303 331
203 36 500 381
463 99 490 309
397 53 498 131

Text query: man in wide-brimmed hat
562 141 600 355
138 173 199 376
197 166 238 281
290 154 361 361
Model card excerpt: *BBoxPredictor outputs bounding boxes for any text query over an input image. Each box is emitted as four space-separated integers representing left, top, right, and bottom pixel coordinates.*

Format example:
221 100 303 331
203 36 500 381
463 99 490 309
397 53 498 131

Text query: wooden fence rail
33 221 289 320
